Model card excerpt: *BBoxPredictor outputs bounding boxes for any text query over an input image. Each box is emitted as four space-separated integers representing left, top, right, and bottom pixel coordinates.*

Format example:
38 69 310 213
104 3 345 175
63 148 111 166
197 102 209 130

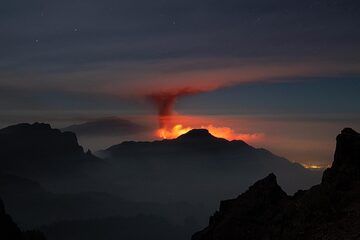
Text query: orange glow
300 163 330 170
156 124 192 139
205 125 264 142
156 123 264 142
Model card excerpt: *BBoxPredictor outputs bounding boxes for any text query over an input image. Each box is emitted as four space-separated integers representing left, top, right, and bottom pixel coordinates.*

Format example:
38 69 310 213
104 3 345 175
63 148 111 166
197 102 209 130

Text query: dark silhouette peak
217 173 286 216
248 173 278 191
0 122 100 175
322 128 360 187
260 172 277 182
0 122 82 155
193 128 360 240
195 173 288 240
178 129 212 138
176 129 223 142
241 173 287 202
340 127 359 136
1 122 51 133
0 122 77 142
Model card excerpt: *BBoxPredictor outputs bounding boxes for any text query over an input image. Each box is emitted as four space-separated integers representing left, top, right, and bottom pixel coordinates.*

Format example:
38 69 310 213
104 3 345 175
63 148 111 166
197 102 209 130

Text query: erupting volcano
147 87 201 139
147 87 202 129
157 124 192 139
147 88 264 142
156 123 264 142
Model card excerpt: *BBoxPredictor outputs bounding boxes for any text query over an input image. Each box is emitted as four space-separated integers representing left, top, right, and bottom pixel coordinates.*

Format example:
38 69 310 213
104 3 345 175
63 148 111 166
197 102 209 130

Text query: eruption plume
147 87 202 129
146 86 264 142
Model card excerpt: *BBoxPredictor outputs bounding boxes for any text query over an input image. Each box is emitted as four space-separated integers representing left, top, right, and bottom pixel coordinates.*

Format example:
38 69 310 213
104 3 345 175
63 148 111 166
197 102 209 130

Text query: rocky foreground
192 128 360 240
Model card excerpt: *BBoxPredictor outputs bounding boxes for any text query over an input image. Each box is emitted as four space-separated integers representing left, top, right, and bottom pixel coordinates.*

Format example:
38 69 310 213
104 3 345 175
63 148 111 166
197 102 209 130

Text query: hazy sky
1 0 360 165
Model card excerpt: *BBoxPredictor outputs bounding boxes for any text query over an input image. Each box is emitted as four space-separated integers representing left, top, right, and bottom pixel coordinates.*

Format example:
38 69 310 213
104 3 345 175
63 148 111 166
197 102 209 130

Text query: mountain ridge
102 128 320 202
192 128 360 240
0 122 101 177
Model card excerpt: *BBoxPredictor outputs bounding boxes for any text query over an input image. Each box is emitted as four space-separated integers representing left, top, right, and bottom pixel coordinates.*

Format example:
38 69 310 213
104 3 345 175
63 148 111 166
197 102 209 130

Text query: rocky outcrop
0 122 100 175
192 128 360 240
322 128 360 188
0 122 83 157
193 173 289 240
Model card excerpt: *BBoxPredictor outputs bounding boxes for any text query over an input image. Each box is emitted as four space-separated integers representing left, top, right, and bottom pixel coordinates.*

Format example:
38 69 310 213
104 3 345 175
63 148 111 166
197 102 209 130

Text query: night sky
1 0 360 166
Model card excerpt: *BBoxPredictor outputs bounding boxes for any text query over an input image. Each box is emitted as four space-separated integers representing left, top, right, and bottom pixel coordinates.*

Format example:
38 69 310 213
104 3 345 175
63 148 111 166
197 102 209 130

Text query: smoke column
147 87 202 129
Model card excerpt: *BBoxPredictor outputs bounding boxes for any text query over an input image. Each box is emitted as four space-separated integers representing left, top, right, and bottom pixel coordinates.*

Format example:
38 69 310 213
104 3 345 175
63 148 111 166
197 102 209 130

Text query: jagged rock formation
322 128 360 187
0 197 46 240
0 122 100 176
192 128 360 240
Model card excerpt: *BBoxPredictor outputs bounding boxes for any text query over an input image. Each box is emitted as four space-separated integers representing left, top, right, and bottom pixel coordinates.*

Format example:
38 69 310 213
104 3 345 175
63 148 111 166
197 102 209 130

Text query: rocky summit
0 123 100 176
192 128 360 240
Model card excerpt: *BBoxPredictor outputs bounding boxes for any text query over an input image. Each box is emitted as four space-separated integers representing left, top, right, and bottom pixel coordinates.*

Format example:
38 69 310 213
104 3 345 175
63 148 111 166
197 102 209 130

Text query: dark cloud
0 84 146 112
1 0 359 72
0 0 359 114
178 77 360 115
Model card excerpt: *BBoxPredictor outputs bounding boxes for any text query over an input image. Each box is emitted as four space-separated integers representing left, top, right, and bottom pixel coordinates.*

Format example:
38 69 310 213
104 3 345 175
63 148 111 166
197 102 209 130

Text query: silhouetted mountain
175 129 225 142
192 128 360 240
0 122 101 177
62 117 146 137
0 197 46 240
0 122 322 240
322 128 360 187
102 129 320 202
0 123 206 236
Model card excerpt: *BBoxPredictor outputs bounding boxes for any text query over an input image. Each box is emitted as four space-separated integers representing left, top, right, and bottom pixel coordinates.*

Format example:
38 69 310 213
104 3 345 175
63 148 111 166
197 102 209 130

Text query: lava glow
301 163 330 170
156 123 264 142
147 88 203 129
204 125 264 141
147 87 264 143
156 124 192 139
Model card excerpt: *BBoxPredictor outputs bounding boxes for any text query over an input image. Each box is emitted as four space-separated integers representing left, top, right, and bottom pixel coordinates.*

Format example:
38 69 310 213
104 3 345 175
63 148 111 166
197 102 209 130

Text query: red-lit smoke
146 87 264 142
147 87 202 129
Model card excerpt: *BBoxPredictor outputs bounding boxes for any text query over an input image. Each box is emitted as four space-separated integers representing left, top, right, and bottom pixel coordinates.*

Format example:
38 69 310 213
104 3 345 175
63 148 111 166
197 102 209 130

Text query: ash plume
147 87 202 128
